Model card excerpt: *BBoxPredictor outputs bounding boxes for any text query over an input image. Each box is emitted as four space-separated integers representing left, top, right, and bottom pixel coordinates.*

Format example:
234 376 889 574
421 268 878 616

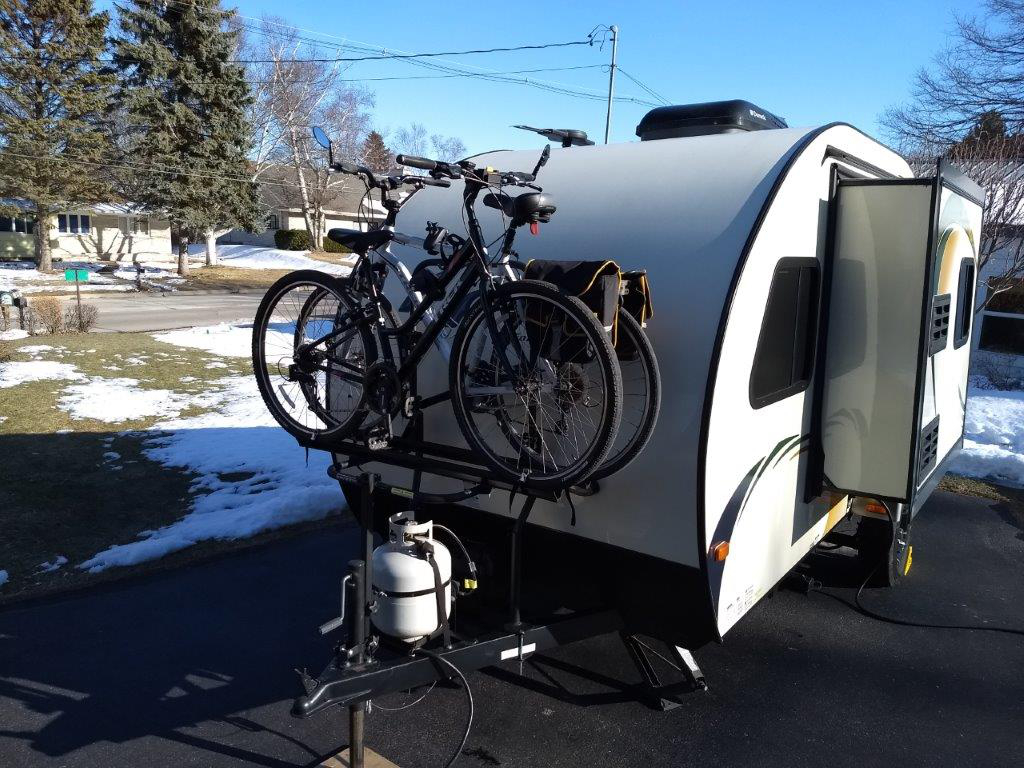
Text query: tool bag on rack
523 260 621 361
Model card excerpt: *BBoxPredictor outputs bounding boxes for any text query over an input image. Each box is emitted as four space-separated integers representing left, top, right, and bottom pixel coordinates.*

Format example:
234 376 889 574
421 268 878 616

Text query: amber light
865 502 888 517
711 541 730 561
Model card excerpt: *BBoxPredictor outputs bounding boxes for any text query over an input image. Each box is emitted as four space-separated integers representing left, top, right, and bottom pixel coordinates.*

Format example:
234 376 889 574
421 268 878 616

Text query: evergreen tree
0 0 115 271
362 130 392 175
113 0 259 275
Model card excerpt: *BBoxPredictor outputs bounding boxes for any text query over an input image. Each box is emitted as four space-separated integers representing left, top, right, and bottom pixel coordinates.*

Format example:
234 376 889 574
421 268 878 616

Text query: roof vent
636 99 787 141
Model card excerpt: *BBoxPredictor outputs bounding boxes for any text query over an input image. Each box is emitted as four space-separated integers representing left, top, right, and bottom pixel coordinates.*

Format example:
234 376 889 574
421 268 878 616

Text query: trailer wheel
855 509 912 588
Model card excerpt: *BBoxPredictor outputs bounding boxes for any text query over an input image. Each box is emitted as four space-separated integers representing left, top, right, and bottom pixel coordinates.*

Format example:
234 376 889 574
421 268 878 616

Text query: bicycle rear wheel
589 311 661 480
252 270 376 441
449 280 622 490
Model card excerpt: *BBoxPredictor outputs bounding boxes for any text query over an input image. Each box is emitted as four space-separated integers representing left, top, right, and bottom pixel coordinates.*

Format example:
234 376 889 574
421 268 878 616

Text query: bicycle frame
315 174 524 383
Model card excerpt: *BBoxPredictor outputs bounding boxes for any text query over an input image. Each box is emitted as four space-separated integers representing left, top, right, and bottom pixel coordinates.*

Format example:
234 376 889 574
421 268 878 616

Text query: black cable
413 648 473 768
431 524 477 579
852 559 1024 637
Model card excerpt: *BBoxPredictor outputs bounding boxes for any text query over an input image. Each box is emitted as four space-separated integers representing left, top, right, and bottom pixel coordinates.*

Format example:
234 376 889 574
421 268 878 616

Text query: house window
749 258 821 409
953 259 976 349
58 213 91 234
0 215 35 234
979 315 1024 355
132 217 149 235
266 213 280 230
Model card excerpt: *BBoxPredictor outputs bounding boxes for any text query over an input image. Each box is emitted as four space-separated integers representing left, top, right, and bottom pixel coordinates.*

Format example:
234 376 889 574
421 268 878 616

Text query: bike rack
291 387 700 768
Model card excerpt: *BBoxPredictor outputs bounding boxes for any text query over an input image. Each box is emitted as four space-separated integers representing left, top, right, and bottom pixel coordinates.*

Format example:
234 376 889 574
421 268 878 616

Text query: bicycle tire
448 279 622 490
252 270 376 441
589 311 661 480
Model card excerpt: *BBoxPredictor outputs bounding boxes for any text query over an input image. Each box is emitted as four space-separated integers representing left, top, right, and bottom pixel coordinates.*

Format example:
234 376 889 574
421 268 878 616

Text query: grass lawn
0 330 344 604
179 265 291 291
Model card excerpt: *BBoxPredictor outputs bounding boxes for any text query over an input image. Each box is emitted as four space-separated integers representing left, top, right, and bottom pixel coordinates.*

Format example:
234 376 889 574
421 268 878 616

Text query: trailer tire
856 511 912 588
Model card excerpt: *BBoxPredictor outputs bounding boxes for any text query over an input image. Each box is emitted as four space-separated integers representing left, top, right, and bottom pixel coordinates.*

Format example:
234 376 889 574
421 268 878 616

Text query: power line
617 67 670 106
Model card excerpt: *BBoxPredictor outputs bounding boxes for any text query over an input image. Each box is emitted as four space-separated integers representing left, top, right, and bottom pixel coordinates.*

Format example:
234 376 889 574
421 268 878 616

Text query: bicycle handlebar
395 154 437 171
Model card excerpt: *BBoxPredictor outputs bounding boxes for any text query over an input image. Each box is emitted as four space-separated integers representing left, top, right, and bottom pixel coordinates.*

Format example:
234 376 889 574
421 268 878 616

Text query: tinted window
954 259 976 349
750 258 821 409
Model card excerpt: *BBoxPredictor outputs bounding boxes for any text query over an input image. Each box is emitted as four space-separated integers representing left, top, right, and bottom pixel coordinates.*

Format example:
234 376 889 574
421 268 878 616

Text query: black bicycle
252 140 622 489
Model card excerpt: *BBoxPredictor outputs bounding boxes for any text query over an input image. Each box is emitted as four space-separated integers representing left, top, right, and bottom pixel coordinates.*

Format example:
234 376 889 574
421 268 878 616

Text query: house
0 199 172 263
972 234 1024 382
219 166 384 247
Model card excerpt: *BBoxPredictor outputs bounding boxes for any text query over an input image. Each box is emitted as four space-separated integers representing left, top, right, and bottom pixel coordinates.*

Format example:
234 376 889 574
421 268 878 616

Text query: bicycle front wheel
449 280 622 490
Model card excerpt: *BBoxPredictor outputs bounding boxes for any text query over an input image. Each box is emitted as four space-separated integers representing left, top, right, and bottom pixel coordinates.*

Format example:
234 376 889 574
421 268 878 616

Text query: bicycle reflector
530 221 539 235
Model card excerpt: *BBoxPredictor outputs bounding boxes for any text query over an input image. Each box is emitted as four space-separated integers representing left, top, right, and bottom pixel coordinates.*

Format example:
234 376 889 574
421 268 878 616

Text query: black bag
523 260 621 361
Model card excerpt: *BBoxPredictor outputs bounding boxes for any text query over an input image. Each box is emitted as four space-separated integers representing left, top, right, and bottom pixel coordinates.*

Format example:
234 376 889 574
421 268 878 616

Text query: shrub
32 296 64 335
63 303 99 333
323 236 351 254
274 228 311 251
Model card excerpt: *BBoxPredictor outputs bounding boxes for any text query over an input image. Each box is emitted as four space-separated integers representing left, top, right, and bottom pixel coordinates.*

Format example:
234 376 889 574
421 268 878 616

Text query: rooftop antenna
604 25 619 144
513 125 594 148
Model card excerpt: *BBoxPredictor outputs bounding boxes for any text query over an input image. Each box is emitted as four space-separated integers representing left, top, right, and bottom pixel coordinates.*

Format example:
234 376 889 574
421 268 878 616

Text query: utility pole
604 25 619 145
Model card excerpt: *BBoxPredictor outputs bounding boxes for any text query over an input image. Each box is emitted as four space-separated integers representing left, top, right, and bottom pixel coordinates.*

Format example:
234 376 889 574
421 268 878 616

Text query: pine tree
113 0 259 275
0 0 115 271
362 131 393 175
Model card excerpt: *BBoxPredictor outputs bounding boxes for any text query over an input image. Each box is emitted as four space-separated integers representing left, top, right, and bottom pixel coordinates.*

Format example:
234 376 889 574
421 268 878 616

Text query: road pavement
83 291 264 332
0 490 1021 767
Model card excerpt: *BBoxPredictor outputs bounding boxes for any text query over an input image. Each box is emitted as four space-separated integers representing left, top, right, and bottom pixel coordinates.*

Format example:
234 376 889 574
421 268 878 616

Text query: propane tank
371 514 452 643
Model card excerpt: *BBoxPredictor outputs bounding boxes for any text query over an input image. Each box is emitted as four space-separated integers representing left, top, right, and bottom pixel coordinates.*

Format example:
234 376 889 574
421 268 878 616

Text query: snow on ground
0 360 84 389
76 320 338 572
153 321 291 358
0 570 8 588
0 329 29 341
951 385 1024 487
78 375 336 572
0 261 136 293
37 556 68 574
188 243 351 275
58 377 203 423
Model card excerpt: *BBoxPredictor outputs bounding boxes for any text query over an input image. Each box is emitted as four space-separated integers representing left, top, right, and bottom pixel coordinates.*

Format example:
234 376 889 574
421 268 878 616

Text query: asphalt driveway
1 490 1021 768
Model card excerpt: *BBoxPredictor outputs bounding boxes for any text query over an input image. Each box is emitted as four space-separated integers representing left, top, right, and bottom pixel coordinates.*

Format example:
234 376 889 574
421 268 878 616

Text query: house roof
0 198 155 216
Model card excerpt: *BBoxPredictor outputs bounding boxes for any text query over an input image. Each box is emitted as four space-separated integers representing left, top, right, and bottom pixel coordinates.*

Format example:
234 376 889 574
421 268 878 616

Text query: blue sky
163 0 992 154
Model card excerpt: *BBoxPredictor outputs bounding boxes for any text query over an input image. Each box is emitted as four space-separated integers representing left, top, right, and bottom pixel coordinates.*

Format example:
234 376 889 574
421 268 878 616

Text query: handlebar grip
396 154 437 172
331 160 362 175
419 177 452 188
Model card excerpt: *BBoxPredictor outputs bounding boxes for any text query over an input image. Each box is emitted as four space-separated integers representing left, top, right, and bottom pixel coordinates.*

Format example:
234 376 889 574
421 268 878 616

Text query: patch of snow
951 387 1024 487
154 321 262 358
206 361 228 369
187 243 351 275
58 377 199 422
37 556 68 574
103 451 121 461
0 360 85 389
0 570 7 587
179 376 197 383
78 375 338 573
0 329 29 341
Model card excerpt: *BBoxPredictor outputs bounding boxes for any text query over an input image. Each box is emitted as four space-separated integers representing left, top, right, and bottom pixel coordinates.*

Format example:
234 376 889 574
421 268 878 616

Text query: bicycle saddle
483 191 556 226
327 228 393 254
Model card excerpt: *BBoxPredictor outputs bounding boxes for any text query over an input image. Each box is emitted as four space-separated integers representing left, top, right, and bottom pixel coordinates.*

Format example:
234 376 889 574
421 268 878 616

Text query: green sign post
64 269 89 327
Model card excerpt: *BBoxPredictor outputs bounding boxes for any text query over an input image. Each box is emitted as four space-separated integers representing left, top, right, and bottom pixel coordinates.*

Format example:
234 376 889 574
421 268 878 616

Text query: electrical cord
371 681 437 712
413 648 474 768
853 558 1024 637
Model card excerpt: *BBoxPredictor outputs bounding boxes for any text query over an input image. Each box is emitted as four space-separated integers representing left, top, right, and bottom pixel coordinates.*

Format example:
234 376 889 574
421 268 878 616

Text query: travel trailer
320 100 983 647
282 103 983 736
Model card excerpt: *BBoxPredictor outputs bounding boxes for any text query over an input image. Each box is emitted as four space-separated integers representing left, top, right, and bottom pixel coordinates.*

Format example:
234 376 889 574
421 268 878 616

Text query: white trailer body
341 121 982 645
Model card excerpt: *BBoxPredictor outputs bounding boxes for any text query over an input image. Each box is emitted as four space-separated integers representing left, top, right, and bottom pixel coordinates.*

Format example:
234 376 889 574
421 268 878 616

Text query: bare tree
392 122 467 167
882 1 1024 146
248 19 373 250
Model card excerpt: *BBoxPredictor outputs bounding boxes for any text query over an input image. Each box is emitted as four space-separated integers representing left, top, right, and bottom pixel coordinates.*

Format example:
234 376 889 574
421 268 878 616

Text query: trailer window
749 258 820 409
953 259 976 349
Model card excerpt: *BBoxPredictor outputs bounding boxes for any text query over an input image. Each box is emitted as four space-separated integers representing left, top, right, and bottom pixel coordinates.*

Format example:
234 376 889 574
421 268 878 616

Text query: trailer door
818 167 982 504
